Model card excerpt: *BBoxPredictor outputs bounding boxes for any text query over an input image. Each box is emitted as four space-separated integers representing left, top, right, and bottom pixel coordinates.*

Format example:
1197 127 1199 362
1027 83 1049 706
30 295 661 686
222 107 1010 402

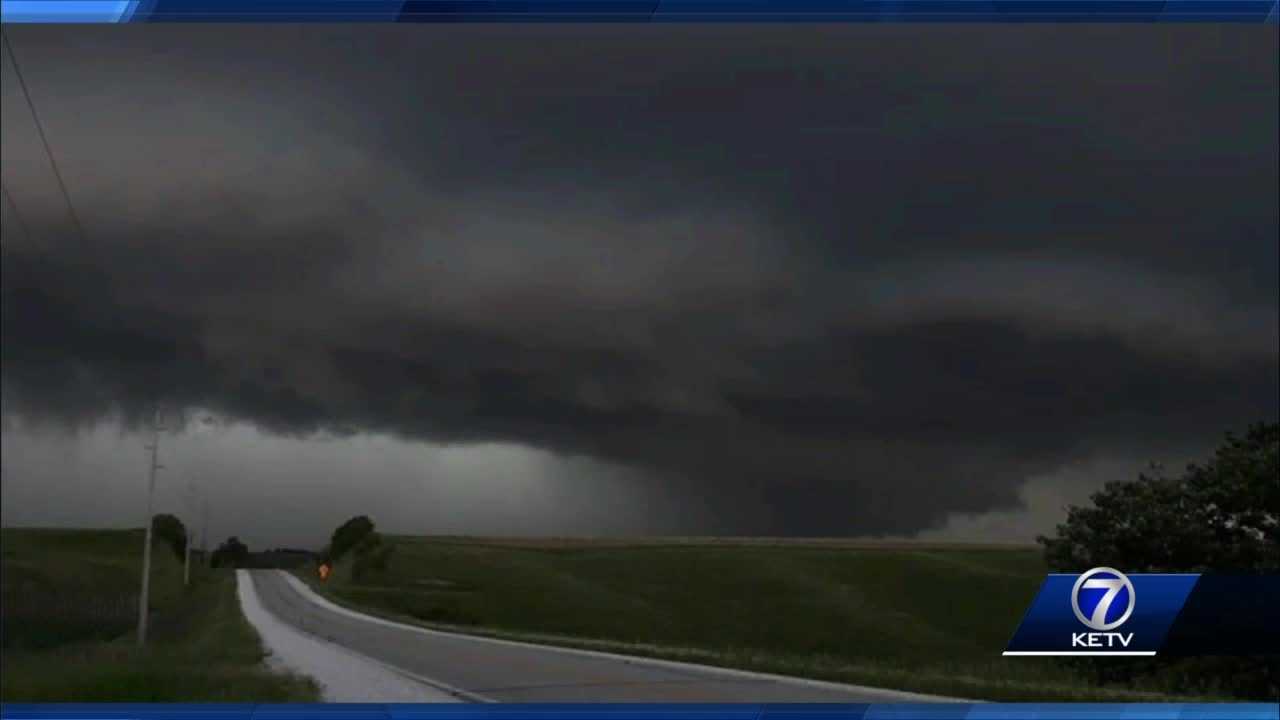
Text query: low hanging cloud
2 25 1276 539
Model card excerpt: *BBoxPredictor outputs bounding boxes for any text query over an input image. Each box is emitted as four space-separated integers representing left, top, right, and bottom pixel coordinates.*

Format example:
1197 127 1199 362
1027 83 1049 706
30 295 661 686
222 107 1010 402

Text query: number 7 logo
1071 567 1136 631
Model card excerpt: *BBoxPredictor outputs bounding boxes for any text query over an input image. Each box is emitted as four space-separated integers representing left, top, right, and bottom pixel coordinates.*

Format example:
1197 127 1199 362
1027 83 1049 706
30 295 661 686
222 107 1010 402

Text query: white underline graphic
1003 651 1157 656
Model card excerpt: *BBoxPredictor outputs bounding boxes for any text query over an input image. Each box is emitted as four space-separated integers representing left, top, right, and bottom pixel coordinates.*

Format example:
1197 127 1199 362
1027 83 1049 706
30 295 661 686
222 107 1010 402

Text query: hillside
1 527 315 701
301 535 1214 700
325 536 1044 663
1 527 184 650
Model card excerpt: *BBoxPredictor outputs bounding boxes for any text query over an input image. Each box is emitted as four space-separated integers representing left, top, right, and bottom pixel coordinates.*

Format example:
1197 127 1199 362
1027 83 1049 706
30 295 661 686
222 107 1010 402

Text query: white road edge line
242 570 493 703
277 570 976 703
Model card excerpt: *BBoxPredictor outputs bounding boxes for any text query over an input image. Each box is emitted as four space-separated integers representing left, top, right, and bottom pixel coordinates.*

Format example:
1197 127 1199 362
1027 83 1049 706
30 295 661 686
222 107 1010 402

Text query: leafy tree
351 531 394 582
210 536 250 568
151 513 188 561
326 515 376 564
1037 423 1279 699
1039 422 1278 572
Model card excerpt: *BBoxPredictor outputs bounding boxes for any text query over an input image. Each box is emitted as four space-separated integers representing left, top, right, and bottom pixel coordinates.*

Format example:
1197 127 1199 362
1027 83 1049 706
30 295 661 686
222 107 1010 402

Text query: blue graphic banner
1 0 1277 22
1004 570 1280 657
3 706 1280 720
1005 570 1199 656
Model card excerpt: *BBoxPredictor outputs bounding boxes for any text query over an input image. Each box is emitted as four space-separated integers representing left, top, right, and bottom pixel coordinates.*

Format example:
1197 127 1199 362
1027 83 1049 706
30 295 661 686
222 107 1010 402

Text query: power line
2 29 87 246
1 180 32 245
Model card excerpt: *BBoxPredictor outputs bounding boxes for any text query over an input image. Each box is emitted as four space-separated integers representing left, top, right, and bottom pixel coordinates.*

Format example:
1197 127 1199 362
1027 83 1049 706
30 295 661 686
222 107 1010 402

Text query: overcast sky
2 26 1276 549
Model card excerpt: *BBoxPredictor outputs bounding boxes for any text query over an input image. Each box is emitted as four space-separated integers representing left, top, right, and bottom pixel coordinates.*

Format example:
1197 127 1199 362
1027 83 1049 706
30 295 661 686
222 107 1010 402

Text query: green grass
2 527 187 651
1 527 317 701
304 536 1227 702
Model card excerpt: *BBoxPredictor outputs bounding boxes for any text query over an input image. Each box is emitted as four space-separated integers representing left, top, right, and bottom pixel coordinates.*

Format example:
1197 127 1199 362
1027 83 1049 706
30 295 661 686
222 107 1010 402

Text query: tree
350 531 394 582
151 513 188 561
1037 422 1279 699
210 536 250 568
325 515 376 564
1039 422 1278 573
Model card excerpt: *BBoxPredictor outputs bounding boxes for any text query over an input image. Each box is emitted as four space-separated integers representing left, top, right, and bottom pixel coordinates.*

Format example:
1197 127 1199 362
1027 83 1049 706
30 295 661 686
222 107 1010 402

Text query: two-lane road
247 569 956 702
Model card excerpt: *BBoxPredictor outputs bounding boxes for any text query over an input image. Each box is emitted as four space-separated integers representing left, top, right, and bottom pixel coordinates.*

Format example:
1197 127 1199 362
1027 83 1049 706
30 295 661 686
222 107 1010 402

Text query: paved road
248 569 952 702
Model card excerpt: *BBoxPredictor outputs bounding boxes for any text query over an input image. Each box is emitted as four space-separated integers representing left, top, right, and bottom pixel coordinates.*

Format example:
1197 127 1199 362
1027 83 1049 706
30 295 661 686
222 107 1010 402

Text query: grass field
2 527 186 651
306 536 1223 702
1 527 317 701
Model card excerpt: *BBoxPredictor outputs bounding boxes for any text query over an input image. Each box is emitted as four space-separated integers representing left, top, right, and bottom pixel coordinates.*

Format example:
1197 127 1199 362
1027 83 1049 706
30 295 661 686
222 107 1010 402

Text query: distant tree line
205 515 394 575
208 537 317 569
210 536 250 568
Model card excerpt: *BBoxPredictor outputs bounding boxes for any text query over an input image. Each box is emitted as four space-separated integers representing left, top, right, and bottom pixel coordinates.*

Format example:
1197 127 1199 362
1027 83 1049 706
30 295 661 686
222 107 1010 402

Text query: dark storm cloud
2 25 1276 535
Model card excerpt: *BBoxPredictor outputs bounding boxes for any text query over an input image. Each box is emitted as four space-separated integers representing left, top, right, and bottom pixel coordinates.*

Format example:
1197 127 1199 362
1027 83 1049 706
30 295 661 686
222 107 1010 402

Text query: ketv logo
1004 567 1198 657
1069 567 1135 649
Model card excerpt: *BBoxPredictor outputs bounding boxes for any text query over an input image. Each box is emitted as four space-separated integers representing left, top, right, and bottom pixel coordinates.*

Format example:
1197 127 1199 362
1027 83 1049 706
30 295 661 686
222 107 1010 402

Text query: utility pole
201 497 210 566
137 406 164 646
181 479 198 586
183 529 192 586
